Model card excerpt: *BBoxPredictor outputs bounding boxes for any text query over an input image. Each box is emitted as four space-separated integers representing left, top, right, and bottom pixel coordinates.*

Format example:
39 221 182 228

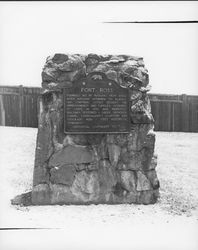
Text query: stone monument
12 53 160 205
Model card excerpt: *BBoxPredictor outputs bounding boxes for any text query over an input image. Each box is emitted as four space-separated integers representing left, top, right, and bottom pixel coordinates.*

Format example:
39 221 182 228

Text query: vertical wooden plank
172 103 175 131
181 94 189 132
32 96 35 127
163 102 167 131
168 102 171 131
32 96 36 127
24 94 27 127
195 103 198 132
174 103 182 132
31 95 34 127
17 94 21 126
13 95 17 126
30 95 33 127
0 95 5 126
28 95 34 128
177 99 183 132
26 95 29 127
167 102 171 131
191 102 195 132
8 95 11 125
150 101 156 130
3 95 7 126
189 100 192 132
33 95 37 127
6 95 9 125
24 90 27 127
158 102 162 131
22 94 25 127
155 101 160 131
161 102 166 131
12 95 16 126
162 102 166 131
19 85 23 127
28 95 32 127
27 95 30 127
193 103 198 132
29 95 31 127
5 95 9 125
178 95 183 132
151 101 159 131
24 95 27 127
36 94 41 128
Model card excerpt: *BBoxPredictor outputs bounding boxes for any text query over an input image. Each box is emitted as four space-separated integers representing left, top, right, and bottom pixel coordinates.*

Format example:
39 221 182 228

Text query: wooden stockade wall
0 85 40 128
150 94 198 132
0 85 198 132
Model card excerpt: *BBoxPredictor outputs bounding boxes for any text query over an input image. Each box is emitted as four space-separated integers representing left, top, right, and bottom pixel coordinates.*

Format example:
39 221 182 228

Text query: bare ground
155 132 198 217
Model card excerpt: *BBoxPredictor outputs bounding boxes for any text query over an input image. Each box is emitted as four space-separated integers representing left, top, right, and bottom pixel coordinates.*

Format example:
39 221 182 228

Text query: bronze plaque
64 72 130 134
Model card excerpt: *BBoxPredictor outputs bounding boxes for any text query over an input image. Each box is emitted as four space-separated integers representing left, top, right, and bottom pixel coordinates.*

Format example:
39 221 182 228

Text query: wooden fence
0 85 198 132
0 85 40 128
150 94 198 132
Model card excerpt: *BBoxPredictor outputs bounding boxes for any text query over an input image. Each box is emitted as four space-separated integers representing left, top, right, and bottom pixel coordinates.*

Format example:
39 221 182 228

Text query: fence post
19 85 23 127
0 94 5 126
171 103 175 131
181 94 189 132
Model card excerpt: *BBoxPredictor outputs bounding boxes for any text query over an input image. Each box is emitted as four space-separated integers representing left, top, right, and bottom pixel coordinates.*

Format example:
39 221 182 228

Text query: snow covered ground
0 126 198 250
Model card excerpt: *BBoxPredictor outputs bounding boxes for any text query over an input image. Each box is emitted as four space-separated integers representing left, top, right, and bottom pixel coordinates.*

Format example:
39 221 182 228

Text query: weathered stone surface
33 103 53 186
106 134 127 146
49 145 96 167
42 54 86 85
11 192 32 206
63 134 88 146
33 165 49 186
71 170 100 202
120 170 136 192
144 131 155 149
50 184 76 204
98 138 109 159
75 164 86 171
87 162 99 171
137 190 159 205
136 171 152 191
131 97 154 124
42 53 150 90
13 53 160 206
50 164 75 185
149 155 157 170
32 184 51 205
126 124 154 151
124 191 138 203
98 160 117 194
107 144 121 167
119 150 143 170
145 170 160 190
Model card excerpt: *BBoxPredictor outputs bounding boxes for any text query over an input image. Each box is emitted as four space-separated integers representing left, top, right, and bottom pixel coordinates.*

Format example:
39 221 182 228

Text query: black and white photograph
0 1 197 250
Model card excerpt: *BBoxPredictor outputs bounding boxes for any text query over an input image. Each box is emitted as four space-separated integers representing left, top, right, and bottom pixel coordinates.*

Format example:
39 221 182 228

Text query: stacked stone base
12 125 159 206
31 183 159 206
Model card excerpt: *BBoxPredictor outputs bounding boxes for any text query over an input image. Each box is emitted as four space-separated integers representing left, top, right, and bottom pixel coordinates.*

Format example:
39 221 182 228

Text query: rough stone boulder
11 53 160 206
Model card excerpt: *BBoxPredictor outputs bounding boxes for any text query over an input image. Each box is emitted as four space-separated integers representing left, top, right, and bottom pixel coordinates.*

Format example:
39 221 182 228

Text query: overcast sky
0 1 198 94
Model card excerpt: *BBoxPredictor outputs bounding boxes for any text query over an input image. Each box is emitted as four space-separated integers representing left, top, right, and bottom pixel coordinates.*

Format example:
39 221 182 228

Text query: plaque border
63 74 131 134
